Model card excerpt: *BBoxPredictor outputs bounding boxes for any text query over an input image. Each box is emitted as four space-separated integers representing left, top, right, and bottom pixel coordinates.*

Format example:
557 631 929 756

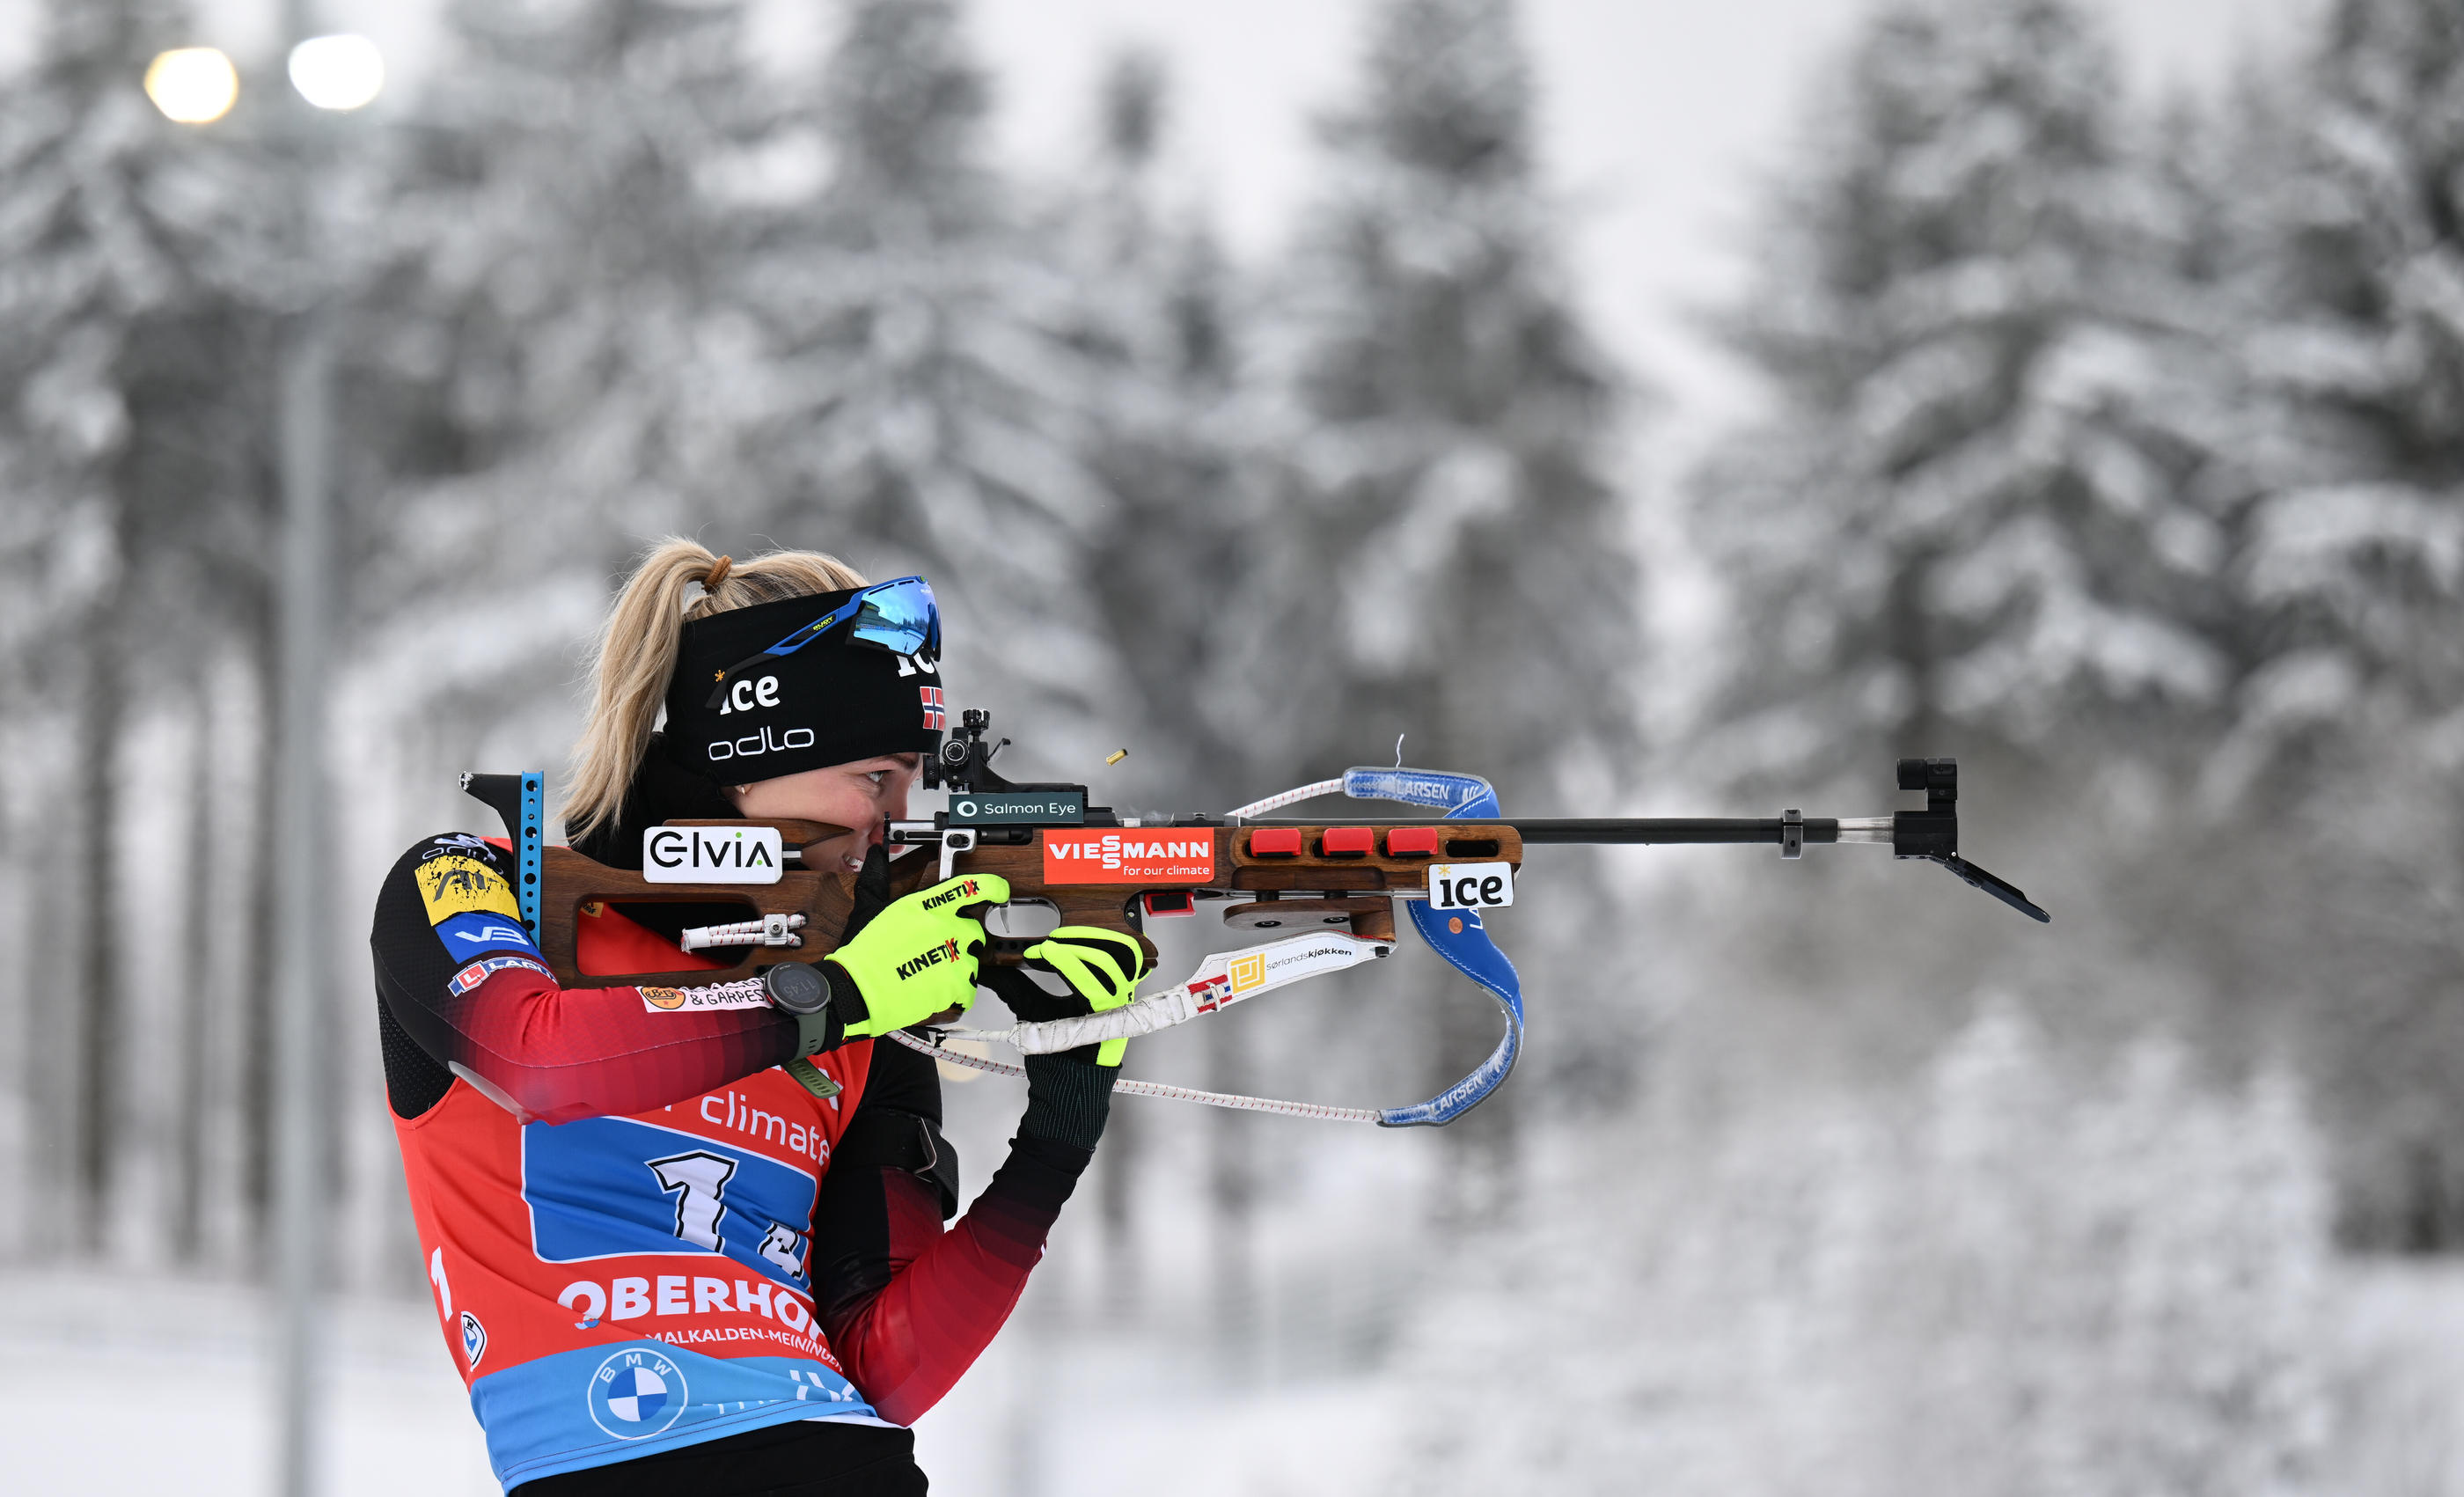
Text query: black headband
660 590 944 783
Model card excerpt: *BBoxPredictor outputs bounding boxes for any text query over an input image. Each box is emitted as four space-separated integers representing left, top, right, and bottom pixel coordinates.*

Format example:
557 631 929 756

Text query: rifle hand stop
1888 758 2050 923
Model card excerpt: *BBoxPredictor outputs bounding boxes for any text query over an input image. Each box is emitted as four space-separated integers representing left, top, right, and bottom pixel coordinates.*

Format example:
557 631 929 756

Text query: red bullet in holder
1321 826 1375 858
1248 827 1303 858
1384 827 1441 858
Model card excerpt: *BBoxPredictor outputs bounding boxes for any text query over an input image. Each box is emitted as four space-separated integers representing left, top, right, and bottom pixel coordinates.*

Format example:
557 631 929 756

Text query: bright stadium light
287 33 385 112
143 47 239 125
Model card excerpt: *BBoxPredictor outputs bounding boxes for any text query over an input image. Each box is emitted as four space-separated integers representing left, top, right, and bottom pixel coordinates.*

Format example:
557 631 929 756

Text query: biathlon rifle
468 708 2045 1128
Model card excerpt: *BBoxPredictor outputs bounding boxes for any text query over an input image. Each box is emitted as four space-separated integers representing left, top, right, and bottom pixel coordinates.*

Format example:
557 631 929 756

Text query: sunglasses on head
703 576 941 708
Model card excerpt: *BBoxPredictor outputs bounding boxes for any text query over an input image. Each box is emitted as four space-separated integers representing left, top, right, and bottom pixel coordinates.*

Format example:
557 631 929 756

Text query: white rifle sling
952 930 1394 1054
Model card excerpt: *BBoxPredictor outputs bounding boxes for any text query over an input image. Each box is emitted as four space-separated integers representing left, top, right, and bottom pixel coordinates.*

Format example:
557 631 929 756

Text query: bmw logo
586 1348 688 1439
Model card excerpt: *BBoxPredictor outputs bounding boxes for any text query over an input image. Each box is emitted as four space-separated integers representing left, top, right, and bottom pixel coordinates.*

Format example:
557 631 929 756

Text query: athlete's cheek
803 826 869 875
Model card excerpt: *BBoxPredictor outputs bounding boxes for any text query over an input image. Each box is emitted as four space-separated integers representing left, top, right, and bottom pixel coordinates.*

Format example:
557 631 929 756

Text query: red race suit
371 833 1089 1492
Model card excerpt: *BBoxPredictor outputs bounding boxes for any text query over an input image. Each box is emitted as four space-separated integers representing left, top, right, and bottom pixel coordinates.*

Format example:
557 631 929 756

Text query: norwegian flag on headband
919 686 946 730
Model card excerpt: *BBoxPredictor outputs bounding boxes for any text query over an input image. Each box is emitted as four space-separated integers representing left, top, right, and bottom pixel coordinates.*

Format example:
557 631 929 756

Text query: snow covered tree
2188 0 2464 807
1058 50 1254 806
1232 0 1632 804
297 0 834 935
2218 0 2464 773
1041 50 1264 1313
1383 1004 2336 1497
727 0 1120 755
363 0 779 652
1215 0 1635 1191
1692 0 2235 789
2166 0 2464 1250
0 0 284 1252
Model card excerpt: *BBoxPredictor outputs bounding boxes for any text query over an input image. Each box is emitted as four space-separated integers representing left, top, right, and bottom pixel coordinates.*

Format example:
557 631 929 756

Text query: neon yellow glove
823 873 1011 1036
1022 926 1148 1067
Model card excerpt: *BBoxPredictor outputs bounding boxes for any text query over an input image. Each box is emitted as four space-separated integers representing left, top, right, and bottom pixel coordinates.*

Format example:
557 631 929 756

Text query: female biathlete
371 542 1144 1494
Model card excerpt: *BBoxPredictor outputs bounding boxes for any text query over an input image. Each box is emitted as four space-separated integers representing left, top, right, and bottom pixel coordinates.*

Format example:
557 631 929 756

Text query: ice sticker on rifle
416 854 520 925
1427 862 1514 910
1041 829 1214 884
642 826 785 884
640 979 770 1013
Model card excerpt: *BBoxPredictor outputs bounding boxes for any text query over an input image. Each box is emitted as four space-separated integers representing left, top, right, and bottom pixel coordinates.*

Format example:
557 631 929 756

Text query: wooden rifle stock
538 820 1529 990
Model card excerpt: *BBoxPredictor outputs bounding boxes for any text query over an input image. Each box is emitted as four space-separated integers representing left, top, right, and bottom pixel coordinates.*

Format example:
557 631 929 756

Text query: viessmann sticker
1041 829 1216 884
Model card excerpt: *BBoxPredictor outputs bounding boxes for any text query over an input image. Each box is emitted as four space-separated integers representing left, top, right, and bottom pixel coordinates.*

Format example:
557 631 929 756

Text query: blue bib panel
471 1342 878 1490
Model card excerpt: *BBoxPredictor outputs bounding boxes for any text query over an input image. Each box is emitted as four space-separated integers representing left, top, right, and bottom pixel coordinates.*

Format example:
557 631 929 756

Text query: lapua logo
642 826 785 885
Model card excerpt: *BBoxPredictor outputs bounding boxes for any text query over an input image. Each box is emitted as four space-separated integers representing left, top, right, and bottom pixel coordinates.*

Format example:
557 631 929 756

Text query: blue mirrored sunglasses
703 576 940 708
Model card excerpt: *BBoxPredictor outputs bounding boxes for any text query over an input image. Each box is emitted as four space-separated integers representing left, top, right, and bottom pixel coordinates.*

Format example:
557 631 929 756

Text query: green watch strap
794 1006 841 1059
784 1056 842 1100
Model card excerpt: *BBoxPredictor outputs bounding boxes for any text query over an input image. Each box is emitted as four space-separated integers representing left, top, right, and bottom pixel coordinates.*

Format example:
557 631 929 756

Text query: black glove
981 931 1148 1151
981 926 1147 1064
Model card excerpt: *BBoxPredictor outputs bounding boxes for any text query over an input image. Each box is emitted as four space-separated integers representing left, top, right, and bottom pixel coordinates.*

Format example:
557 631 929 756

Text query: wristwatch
762 961 832 1015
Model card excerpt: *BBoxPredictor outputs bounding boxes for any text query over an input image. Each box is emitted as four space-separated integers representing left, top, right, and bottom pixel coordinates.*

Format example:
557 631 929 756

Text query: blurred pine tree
373 0 775 565
0 0 284 1255
729 0 1122 758
1232 0 1634 804
1218 0 1638 1192
1383 1004 2336 1496
2197 0 2464 1249
1693 0 2233 788
2224 0 2464 748
1057 49 1254 808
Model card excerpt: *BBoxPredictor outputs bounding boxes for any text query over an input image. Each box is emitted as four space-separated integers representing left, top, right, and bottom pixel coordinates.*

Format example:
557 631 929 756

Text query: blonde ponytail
565 538 869 839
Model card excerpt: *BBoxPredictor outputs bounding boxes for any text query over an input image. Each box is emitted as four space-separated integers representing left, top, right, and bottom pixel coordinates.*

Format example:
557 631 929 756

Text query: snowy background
7 0 2464 1492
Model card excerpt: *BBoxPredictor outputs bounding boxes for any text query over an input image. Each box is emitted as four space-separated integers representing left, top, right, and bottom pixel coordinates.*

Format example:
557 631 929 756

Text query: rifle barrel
1514 818 1840 845
1238 817 1848 846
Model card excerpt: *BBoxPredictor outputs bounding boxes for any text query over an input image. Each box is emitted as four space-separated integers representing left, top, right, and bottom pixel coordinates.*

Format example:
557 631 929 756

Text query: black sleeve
832 1033 957 1216
861 1029 945 1125
369 833 803 1125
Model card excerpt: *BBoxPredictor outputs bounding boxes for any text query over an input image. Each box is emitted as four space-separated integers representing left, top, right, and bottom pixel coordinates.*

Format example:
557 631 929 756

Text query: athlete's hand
1027 928 1146 1067
824 872 1010 1036
983 926 1147 1152
994 926 1148 1068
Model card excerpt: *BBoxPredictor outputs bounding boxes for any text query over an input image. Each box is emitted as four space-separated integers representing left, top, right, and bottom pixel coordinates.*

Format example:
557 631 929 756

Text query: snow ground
0 1269 496 1495
916 1331 1404 1497
7 1259 2461 1495
0 1268 1404 1496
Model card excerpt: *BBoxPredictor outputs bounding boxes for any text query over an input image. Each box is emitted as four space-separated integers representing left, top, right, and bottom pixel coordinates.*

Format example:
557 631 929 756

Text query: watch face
764 963 830 1015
